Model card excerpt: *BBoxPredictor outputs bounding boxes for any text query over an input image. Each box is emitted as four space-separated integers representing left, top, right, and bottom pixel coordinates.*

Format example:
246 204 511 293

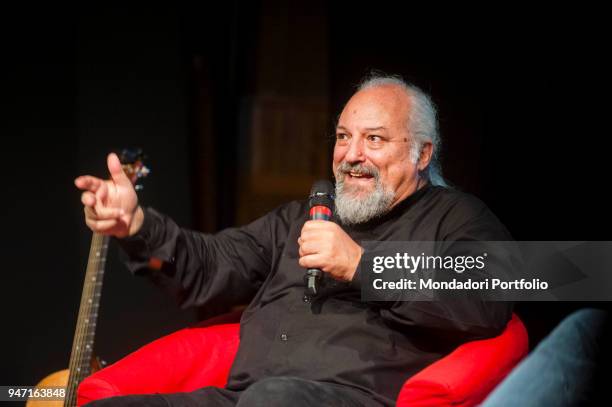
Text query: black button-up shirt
118 185 513 406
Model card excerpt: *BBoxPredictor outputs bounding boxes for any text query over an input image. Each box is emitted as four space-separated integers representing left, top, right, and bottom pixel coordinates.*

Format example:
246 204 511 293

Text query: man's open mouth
347 171 374 179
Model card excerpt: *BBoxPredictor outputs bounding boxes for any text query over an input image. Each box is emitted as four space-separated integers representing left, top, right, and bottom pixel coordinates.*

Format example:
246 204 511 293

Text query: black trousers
83 376 385 407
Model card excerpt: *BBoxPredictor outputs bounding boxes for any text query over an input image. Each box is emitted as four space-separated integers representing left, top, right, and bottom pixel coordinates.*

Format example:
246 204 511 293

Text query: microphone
305 180 335 297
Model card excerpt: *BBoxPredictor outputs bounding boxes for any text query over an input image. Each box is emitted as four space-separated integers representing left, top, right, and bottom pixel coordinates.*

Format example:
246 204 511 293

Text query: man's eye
368 135 382 142
336 133 349 140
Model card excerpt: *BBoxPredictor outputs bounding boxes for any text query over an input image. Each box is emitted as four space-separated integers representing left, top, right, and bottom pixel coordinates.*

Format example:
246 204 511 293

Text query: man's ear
417 142 433 171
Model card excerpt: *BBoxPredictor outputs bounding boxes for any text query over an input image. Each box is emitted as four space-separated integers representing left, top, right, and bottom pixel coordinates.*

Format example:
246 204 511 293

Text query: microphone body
305 180 335 296
309 205 332 221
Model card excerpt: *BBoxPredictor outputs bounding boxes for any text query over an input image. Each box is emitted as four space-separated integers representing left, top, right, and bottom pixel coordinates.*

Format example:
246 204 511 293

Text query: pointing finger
74 176 103 192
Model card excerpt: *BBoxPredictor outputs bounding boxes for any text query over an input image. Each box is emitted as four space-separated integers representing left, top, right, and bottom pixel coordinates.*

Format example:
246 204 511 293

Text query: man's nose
344 137 366 163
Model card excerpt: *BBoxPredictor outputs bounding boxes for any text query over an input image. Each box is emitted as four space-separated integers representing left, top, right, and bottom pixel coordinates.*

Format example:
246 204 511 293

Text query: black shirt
118 185 514 406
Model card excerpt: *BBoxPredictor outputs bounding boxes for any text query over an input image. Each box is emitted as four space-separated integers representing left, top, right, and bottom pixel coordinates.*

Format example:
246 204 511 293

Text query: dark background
2 1 610 390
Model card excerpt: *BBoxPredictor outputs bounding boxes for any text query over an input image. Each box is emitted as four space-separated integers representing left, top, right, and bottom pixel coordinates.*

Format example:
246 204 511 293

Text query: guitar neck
64 233 109 406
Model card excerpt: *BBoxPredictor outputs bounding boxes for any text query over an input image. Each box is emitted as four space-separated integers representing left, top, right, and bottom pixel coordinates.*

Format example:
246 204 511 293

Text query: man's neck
390 177 428 210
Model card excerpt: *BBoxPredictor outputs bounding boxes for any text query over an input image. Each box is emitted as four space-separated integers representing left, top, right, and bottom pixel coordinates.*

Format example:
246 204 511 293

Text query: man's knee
542 308 607 357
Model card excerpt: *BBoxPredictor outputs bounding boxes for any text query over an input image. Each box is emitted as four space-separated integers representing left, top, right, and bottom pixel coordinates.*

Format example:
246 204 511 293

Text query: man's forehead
337 101 394 130
338 85 410 130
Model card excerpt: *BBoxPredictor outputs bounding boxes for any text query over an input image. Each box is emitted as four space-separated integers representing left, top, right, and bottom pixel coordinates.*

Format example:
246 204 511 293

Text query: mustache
336 162 380 179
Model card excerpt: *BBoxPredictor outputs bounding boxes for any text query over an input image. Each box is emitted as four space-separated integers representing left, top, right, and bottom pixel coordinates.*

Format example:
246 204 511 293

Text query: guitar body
26 370 68 406
28 354 103 407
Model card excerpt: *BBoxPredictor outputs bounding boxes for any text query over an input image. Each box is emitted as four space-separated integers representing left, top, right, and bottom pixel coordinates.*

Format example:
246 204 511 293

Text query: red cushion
397 314 528 407
77 323 240 406
78 314 527 406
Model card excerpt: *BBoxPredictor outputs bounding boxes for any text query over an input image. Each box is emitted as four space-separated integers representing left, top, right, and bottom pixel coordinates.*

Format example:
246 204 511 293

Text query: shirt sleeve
115 206 280 310
351 193 515 343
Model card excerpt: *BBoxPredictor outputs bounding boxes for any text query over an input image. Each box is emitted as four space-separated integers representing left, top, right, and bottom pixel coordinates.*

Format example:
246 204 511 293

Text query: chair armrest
397 313 528 407
77 323 240 406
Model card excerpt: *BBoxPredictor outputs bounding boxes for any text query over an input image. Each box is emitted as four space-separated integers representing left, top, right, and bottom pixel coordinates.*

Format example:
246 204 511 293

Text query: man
75 74 513 406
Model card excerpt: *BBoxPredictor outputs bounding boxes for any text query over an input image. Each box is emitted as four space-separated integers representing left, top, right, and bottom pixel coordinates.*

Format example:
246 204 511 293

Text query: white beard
334 163 395 225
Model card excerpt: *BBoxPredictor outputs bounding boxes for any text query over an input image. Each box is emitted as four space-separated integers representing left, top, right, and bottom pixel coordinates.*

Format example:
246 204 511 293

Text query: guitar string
66 233 95 405
77 234 105 399
72 232 102 405
67 233 104 406
67 234 94 404
88 235 107 377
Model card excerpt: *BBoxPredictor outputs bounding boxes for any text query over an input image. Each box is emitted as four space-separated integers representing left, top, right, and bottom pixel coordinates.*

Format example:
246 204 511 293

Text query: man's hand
298 220 362 281
74 153 143 238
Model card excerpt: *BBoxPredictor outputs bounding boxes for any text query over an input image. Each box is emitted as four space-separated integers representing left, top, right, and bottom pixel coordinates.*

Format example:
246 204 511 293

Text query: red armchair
78 313 528 406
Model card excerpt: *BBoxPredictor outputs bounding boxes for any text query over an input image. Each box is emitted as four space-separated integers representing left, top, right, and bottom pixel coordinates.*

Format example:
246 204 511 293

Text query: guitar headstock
119 148 150 190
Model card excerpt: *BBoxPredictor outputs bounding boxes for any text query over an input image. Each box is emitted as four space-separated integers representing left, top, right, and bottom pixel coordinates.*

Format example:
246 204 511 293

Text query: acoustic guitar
26 149 149 406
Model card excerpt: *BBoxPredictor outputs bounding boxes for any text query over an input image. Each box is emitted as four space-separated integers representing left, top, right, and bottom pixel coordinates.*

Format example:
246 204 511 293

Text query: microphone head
309 179 335 210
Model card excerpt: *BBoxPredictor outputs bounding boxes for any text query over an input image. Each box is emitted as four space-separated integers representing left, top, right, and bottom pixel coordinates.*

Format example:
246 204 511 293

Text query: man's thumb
107 153 131 186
